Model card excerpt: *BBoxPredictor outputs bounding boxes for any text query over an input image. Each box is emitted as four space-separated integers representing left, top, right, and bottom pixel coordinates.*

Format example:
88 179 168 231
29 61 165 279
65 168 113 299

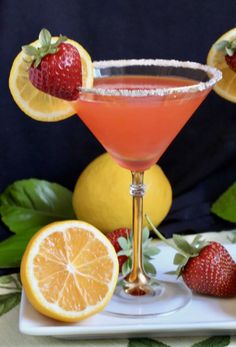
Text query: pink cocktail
75 75 209 171
74 59 221 317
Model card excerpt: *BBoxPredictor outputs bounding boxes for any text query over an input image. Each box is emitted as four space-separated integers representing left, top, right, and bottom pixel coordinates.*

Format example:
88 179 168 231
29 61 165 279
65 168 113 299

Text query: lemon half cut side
20 220 119 322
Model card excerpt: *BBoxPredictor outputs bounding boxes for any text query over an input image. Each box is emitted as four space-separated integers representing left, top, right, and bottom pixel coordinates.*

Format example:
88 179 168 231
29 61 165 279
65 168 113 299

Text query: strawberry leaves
146 214 236 297
22 28 67 67
117 227 160 277
171 234 209 276
145 214 209 276
215 39 236 56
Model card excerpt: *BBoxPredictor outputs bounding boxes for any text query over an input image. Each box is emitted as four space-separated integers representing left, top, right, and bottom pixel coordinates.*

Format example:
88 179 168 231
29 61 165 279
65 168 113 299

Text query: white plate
19 244 236 339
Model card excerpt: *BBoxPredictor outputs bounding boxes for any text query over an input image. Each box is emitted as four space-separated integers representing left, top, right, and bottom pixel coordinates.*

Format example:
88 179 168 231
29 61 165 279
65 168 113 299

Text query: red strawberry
106 228 131 271
215 39 236 72
181 242 236 297
225 53 236 72
22 28 82 101
146 215 236 298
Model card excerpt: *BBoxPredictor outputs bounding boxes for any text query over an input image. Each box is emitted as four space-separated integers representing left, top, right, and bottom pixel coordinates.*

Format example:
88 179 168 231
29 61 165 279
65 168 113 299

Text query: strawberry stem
145 214 188 257
21 28 67 68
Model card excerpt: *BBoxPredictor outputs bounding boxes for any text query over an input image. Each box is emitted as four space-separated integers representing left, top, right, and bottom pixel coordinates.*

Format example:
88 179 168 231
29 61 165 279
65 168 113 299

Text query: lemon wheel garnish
207 28 236 103
20 220 119 322
9 38 93 121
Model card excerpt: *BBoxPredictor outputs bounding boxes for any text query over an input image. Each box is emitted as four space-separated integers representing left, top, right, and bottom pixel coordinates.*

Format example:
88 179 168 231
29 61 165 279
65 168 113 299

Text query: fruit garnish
146 215 236 297
9 28 93 121
207 27 236 103
107 227 160 276
20 220 118 322
72 153 172 233
22 29 82 101
214 39 236 72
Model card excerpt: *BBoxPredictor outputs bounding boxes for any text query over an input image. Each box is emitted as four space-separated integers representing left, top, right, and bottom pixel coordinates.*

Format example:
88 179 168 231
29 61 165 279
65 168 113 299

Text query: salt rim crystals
80 59 222 97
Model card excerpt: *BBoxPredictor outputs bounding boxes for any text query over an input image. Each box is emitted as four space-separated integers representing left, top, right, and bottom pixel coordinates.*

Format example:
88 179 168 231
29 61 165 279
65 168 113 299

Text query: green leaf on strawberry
146 214 236 297
215 39 236 71
22 28 67 68
107 227 160 277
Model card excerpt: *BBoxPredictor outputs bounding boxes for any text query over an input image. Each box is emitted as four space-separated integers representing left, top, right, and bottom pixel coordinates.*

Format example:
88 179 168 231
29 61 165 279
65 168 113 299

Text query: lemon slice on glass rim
9 37 93 121
207 27 236 103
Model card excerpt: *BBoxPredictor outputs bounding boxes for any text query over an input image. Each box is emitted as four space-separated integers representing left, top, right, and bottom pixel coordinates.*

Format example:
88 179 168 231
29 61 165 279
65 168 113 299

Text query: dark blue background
0 0 236 241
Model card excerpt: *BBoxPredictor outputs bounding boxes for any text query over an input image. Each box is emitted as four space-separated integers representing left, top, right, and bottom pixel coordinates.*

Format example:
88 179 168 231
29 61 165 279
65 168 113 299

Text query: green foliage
0 179 75 267
128 338 171 347
191 336 230 347
0 275 21 316
211 182 236 223
118 228 160 276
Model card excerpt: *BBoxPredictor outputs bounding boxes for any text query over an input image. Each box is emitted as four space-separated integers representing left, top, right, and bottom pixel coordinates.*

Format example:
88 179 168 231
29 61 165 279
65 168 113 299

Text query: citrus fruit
207 28 236 103
20 220 119 322
72 153 172 233
9 37 93 121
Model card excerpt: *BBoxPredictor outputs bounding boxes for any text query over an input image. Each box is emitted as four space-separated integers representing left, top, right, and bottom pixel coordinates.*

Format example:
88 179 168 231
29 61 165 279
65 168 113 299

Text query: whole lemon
73 153 172 233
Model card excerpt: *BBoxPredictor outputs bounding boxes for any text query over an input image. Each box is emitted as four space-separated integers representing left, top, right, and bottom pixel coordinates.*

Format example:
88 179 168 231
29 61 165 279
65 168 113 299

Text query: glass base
103 278 192 318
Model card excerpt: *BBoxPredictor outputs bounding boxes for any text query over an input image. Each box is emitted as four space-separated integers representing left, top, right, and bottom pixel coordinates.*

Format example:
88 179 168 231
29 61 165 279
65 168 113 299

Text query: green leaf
39 28 52 46
225 47 234 56
191 235 209 250
192 234 203 247
0 293 21 316
228 230 236 243
122 258 132 276
21 45 38 56
51 34 67 49
0 230 35 267
118 236 129 250
173 253 187 265
144 246 160 257
191 336 230 347
128 338 171 347
173 234 198 255
142 227 150 242
144 261 156 275
117 249 132 257
34 56 41 68
0 275 13 284
231 39 236 50
214 40 230 51
211 182 236 222
0 274 21 290
165 270 176 275
0 179 75 234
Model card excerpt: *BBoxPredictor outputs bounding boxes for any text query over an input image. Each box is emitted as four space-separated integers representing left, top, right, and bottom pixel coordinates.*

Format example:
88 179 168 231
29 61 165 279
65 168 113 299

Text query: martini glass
73 59 221 318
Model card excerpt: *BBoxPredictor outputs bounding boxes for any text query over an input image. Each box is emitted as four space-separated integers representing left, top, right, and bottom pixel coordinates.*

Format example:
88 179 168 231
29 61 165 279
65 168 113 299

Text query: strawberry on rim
22 29 82 101
207 28 236 103
215 38 236 72
9 28 93 121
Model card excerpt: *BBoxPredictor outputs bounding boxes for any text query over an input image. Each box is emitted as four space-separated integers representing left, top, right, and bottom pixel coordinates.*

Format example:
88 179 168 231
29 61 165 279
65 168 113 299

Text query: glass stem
125 171 150 295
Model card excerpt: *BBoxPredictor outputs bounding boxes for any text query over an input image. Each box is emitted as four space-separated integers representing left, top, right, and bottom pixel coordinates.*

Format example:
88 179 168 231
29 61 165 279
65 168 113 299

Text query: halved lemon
207 28 236 103
9 38 93 121
20 220 119 322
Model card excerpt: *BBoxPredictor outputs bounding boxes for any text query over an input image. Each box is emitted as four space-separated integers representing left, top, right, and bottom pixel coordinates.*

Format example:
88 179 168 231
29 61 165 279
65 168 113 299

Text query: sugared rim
80 59 222 97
